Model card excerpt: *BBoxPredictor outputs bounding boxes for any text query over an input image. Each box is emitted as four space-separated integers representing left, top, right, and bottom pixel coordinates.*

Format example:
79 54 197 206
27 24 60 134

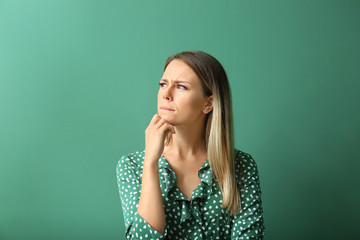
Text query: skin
137 60 213 234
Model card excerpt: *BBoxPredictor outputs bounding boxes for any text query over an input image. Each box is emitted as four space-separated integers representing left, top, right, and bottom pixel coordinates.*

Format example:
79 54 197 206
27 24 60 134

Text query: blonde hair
163 51 241 215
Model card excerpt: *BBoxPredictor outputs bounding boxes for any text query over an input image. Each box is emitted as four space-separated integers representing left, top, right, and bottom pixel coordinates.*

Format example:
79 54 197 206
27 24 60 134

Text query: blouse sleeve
230 153 266 239
116 155 168 239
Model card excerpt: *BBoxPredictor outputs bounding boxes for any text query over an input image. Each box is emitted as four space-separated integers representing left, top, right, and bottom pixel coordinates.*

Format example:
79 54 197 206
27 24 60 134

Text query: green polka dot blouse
116 149 265 239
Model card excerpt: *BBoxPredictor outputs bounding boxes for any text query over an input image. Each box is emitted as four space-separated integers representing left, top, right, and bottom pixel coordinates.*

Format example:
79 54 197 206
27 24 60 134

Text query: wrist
143 156 160 168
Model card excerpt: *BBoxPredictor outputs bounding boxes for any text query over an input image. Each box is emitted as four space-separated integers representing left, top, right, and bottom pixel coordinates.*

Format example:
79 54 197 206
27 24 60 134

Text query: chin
158 113 176 125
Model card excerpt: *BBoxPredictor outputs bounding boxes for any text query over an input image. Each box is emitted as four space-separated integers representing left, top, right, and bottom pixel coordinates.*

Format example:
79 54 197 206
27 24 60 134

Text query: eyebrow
160 79 192 86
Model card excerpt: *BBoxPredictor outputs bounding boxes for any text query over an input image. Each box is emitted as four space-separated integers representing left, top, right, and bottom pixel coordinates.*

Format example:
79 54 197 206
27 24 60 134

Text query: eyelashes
159 82 188 90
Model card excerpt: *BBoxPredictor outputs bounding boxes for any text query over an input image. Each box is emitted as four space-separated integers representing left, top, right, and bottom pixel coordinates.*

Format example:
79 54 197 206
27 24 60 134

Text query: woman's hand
144 114 175 163
138 113 172 234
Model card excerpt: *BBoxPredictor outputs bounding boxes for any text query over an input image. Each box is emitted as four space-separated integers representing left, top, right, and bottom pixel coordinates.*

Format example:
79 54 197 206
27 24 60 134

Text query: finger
159 122 175 135
150 114 161 125
156 119 174 132
155 118 168 128
156 119 175 133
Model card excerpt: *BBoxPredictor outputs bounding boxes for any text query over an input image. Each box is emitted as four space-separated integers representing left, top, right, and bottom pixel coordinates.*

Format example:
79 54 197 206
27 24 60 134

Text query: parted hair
163 50 241 215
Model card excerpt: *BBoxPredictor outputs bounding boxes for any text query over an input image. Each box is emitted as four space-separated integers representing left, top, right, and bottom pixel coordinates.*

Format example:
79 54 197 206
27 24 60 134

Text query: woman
116 51 265 239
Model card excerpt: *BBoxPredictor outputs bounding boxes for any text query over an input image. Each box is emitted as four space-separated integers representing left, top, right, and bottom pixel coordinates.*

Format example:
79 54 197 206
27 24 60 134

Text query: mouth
160 107 175 111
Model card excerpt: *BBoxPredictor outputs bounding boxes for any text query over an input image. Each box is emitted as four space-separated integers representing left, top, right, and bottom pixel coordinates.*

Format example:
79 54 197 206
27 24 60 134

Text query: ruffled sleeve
230 151 266 239
116 154 168 239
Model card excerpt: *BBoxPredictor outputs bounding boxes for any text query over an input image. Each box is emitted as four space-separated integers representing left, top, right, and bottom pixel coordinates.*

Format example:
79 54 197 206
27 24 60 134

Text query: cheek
180 94 204 110
157 90 161 102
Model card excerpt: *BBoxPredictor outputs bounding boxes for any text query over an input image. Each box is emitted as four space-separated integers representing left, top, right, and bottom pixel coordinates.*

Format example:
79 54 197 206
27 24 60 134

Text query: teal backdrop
1 0 359 239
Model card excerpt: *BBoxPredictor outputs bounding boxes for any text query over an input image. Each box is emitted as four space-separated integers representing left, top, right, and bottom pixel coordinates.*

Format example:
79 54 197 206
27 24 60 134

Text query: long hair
163 51 240 215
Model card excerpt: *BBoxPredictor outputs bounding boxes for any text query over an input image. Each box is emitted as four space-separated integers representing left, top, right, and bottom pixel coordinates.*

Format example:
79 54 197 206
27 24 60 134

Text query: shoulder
116 149 145 179
234 148 257 166
234 148 260 182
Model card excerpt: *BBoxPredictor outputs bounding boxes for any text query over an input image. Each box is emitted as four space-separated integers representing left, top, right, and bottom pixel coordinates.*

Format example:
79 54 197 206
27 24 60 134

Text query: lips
160 106 175 111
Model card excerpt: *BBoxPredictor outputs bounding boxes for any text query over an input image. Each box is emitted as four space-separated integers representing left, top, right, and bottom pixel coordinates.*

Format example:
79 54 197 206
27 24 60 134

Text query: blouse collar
158 155 216 225
158 155 214 200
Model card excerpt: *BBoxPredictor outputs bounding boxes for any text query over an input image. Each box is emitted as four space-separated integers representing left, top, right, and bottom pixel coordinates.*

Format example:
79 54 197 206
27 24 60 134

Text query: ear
203 95 213 114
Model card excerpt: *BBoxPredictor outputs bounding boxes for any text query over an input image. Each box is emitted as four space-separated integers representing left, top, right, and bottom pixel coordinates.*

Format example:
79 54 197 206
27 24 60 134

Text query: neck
164 118 207 159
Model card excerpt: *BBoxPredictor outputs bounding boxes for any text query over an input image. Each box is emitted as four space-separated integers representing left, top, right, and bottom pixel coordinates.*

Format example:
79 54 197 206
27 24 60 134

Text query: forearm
137 159 166 234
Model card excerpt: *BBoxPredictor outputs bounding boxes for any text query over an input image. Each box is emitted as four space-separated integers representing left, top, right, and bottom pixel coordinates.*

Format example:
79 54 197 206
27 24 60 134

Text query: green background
1 0 359 239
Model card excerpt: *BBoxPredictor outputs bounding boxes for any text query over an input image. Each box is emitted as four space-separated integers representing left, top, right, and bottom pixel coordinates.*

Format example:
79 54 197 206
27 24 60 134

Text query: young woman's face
157 60 212 126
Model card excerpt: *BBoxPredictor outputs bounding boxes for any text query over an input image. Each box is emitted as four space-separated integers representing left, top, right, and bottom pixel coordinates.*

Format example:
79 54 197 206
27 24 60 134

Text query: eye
159 82 167 88
177 85 188 90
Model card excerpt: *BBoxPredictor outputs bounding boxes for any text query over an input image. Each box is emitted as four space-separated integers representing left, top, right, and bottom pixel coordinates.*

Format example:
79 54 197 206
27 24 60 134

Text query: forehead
162 60 199 84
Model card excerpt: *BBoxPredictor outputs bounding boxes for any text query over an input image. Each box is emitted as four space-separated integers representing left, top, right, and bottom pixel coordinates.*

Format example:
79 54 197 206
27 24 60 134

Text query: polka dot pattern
116 149 265 239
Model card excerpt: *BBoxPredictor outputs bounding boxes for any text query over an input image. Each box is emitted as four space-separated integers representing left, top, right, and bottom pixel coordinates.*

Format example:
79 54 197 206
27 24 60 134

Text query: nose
163 87 173 101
